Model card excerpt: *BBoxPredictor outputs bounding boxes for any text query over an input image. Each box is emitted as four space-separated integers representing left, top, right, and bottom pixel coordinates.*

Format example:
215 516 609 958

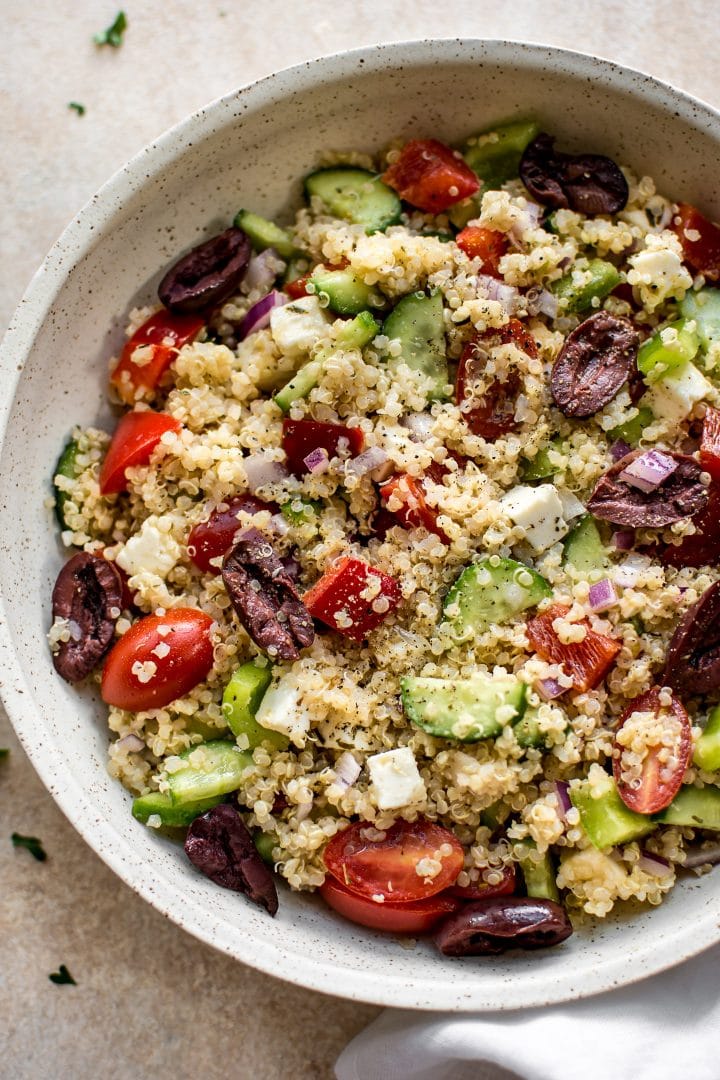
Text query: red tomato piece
660 481 720 568
320 875 461 934
187 495 277 573
379 473 449 542
672 203 720 280
456 226 509 277
448 864 517 900
323 818 465 902
99 411 181 495
101 609 214 711
303 557 401 642
700 406 720 483
382 139 480 213
526 604 621 693
282 418 365 476
284 276 310 299
456 319 538 440
613 687 691 814
110 309 204 405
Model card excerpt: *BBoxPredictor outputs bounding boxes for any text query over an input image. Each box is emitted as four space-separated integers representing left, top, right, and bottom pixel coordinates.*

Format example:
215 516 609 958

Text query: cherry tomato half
448 864 517 900
672 203 720 280
323 817 464 902
383 139 479 214
101 609 214 711
455 319 537 441
187 495 277 573
99 411 181 495
526 604 621 693
110 309 204 405
613 687 691 814
320 875 461 934
284 276 310 299
456 226 508 277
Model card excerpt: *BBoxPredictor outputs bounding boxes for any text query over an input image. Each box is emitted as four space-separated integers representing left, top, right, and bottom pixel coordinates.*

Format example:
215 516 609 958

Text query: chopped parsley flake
11 832 47 861
93 11 127 48
68 102 86 116
49 965 76 986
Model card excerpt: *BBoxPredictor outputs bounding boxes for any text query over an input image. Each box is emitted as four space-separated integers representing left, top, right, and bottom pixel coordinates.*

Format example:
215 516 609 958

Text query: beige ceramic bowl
1 40 719 1010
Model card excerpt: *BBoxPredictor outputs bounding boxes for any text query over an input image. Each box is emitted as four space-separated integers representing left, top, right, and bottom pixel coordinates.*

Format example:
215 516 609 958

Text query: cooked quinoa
50 124 720 931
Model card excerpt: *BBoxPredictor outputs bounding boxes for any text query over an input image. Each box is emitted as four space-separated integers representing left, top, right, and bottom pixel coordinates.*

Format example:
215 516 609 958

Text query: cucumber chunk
517 841 559 902
283 254 311 286
448 198 481 230
53 438 82 528
280 496 323 528
168 740 254 806
551 258 621 314
304 167 401 233
563 514 608 576
309 267 379 316
233 209 298 259
521 437 566 482
463 119 540 190
222 662 288 752
571 775 656 848
132 790 222 826
655 784 720 829
444 556 551 638
680 287 720 358
693 705 720 773
382 291 448 401
513 707 551 750
254 830 280 865
401 671 527 742
637 319 699 383
607 405 655 446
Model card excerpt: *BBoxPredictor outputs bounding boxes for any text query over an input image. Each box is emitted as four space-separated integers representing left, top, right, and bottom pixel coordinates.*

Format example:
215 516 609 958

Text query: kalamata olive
433 896 573 956
551 311 639 418
51 552 123 682
587 451 708 527
158 227 251 313
520 133 628 215
185 803 278 915
664 580 720 694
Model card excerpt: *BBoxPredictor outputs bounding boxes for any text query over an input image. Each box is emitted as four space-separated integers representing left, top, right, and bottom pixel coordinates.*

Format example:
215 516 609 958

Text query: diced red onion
117 733 145 753
557 488 585 521
303 447 330 474
334 751 362 792
244 249 282 294
554 781 572 819
536 677 565 701
536 288 559 318
588 578 619 613
270 513 289 536
239 289 287 339
637 850 674 877
243 454 289 493
514 394 533 423
346 446 391 479
682 842 720 869
612 529 635 551
609 439 632 462
400 412 434 442
619 449 678 493
477 275 520 312
295 797 314 823
613 553 652 588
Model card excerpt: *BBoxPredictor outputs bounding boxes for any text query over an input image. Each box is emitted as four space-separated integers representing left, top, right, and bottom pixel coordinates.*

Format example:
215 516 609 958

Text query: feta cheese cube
269 295 331 357
255 674 311 747
116 515 181 578
367 746 426 810
626 231 693 312
501 483 569 553
642 361 713 423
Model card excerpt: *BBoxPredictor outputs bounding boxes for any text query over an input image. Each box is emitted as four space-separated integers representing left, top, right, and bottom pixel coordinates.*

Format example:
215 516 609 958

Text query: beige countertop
2 3 719 1077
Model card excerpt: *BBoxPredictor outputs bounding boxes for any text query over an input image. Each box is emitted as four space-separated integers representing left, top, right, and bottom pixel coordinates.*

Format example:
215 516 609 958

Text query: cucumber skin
54 438 81 528
132 791 222 826
517 843 560 902
168 740 254 806
383 291 449 401
304 167 401 233
233 209 298 259
444 557 551 637
401 673 526 742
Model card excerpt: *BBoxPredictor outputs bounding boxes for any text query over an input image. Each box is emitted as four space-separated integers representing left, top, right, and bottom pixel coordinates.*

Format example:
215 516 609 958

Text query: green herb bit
49 965 76 986
94 11 127 47
68 102 86 116
11 832 47 861
0 748 8 760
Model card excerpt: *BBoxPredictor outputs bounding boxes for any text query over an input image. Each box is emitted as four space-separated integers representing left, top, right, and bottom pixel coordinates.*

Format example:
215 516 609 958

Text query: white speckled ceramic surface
2 39 719 1011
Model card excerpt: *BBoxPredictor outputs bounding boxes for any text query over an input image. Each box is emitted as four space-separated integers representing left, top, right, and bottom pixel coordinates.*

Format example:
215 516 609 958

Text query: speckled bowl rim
2 38 720 1011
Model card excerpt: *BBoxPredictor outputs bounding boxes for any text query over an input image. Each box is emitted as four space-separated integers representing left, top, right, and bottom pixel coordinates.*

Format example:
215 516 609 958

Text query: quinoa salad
48 121 720 956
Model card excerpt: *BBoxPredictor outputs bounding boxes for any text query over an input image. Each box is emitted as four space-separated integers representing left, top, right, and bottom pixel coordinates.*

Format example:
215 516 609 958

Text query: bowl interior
1 39 719 1010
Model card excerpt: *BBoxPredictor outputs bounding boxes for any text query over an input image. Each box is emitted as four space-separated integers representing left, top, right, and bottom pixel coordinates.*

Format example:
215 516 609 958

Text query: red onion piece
683 843 720 869
295 796 314 823
619 449 678 493
536 677 565 701
477 275 520 312
637 850 673 877
613 554 652 588
554 780 572 819
588 578 619 612
117 733 145 753
536 288 559 318
609 439 632 462
400 412 435 442
346 447 390 479
612 529 635 551
239 290 287 340
303 447 330 474
244 249 281 294
334 751 362 792
243 454 289 493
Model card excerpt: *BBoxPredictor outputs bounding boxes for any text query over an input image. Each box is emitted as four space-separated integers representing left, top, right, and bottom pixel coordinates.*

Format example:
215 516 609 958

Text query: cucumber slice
513 707 550 750
283 255 311 286
383 291 448 401
517 841 559 902
463 119 540 190
563 514 608 576
53 438 82 528
693 705 720 773
637 319 699 383
234 209 298 259
655 784 720 829
607 405 655 446
222 662 288 752
304 167 401 233
571 775 656 848
551 259 621 314
521 437 566 482
401 671 526 742
680 287 720 358
280 496 323 528
309 267 379 316
132 790 222 826
168 740 254 806
444 556 551 638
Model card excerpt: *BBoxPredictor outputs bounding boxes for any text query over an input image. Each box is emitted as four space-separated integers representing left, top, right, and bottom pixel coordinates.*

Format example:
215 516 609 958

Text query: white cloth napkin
336 944 720 1080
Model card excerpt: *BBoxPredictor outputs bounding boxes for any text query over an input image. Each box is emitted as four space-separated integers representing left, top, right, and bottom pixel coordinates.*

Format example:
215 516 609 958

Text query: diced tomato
700 406 720 483
99 411 181 495
281 418 365 476
660 481 720 568
613 687 691 814
382 139 480 214
320 875 461 934
110 309 204 405
303 557 401 642
379 473 449 542
526 603 621 693
448 864 517 900
101 609 214 711
672 203 720 280
188 495 277 573
456 227 508 277
455 319 537 440
284 276 310 299
323 818 465 902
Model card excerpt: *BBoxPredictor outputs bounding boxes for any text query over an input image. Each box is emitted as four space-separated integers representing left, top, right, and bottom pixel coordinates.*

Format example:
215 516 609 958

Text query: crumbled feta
269 295 331 357
367 746 426 810
116 515 181 579
255 674 312 747
626 231 693 312
501 483 569 553
642 360 713 423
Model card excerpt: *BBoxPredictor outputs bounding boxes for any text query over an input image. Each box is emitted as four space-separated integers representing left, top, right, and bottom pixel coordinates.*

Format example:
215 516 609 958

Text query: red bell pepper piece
455 226 508 277
526 604 621 693
672 203 720 280
303 557 401 641
382 139 480 214
379 473 449 542
282 418 364 476
110 309 204 404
